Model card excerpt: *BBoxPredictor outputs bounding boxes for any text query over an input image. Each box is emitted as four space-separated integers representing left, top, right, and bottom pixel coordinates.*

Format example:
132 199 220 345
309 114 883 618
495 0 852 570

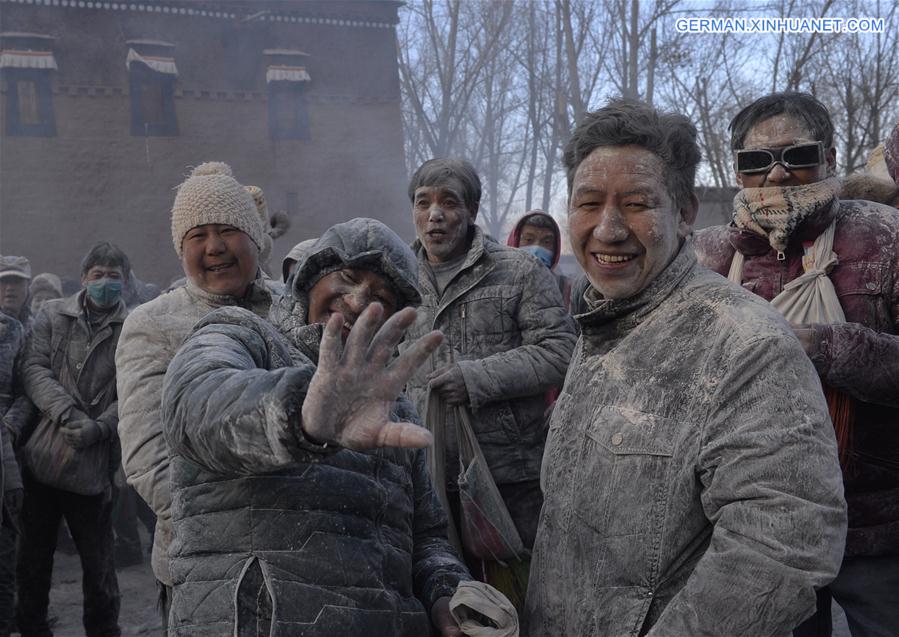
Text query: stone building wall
0 0 410 286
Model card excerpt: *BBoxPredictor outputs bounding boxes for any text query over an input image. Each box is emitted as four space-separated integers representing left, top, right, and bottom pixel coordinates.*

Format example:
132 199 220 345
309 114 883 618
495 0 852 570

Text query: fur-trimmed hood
842 172 899 207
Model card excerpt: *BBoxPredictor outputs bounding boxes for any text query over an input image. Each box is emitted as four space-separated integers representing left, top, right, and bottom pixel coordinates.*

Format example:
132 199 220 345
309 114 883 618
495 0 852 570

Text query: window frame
129 62 178 137
4 67 56 137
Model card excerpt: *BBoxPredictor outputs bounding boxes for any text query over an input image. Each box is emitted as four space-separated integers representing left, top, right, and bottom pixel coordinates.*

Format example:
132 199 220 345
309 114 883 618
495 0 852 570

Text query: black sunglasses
735 142 825 174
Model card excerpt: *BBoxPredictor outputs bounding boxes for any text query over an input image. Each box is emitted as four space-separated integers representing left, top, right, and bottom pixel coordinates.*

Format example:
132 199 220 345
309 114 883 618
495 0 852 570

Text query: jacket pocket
458 294 508 353
834 261 891 328
572 405 675 539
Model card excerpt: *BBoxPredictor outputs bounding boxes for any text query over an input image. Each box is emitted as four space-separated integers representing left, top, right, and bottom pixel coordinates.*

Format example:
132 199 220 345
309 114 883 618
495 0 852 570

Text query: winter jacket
1 312 37 500
116 279 272 585
525 243 847 637
695 198 899 557
21 291 127 494
1 313 26 502
405 226 577 487
161 218 469 636
506 211 573 311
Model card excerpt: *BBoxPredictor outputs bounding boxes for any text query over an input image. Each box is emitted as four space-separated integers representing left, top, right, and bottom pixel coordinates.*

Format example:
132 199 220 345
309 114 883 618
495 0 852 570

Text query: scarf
733 177 841 254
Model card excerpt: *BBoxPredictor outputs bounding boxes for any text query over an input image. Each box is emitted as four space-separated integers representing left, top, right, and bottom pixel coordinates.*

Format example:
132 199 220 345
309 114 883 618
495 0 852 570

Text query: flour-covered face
568 145 694 300
412 178 476 264
736 114 835 189
307 268 399 341
181 224 259 298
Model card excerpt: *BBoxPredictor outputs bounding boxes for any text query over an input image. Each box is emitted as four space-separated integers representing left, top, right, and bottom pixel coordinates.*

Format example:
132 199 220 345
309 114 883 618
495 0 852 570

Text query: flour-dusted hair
729 92 834 151
564 99 701 208
408 158 482 214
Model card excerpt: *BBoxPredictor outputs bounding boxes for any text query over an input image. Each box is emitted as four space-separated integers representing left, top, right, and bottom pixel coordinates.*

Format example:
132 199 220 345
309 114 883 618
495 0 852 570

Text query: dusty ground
15 533 852 636
36 551 161 637
12 525 161 637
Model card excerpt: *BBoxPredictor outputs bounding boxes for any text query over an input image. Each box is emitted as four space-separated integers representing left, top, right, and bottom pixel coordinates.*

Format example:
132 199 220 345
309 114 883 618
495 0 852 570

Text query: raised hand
301 303 443 450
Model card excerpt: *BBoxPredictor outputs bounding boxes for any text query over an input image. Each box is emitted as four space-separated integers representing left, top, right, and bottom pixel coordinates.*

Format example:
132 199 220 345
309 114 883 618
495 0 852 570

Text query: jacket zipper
460 304 467 354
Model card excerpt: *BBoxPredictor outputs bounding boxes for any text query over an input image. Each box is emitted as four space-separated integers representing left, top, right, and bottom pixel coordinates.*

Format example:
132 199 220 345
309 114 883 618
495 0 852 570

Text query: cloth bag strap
424 389 464 557
726 220 845 324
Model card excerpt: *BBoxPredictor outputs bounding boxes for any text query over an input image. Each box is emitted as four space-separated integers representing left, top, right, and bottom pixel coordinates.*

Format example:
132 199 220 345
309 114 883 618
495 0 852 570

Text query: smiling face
412 178 476 264
180 224 259 297
307 268 399 340
569 145 696 300
736 114 835 189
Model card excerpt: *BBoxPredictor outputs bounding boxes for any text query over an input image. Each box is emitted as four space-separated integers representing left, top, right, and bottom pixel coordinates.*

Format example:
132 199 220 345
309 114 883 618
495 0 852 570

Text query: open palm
301 303 443 450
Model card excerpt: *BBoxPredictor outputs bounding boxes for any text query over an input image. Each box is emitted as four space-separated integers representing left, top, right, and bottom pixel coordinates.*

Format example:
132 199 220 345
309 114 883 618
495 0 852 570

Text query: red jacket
695 198 899 557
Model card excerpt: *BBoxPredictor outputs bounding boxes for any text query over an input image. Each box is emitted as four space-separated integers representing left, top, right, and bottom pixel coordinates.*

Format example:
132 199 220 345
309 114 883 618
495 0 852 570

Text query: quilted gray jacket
404 227 577 486
115 279 272 585
161 218 469 636
525 243 847 637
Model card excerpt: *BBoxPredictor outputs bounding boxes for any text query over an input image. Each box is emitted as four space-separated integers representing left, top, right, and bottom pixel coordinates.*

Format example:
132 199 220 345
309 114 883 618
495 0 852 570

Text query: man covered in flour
696 91 899 637
525 98 845 637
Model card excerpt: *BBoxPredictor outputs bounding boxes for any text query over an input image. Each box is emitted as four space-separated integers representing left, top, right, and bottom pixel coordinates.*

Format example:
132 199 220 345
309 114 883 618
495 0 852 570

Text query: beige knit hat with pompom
170 162 266 257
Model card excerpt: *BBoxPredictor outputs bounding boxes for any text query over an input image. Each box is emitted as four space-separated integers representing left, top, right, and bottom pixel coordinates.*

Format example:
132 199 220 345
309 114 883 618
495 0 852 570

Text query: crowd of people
1 91 898 637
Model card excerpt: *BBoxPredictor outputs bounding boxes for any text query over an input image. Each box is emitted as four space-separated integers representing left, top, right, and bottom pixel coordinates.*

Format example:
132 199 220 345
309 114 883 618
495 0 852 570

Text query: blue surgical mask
519 245 554 268
85 278 123 308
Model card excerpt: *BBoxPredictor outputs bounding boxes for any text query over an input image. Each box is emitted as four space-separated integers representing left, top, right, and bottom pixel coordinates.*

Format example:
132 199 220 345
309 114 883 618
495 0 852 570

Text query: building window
126 43 178 136
268 81 310 140
264 49 312 141
1 43 58 137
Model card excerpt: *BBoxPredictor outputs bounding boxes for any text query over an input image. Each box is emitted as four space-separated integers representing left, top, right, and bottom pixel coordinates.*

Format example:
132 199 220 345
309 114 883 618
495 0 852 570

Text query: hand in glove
428 364 469 406
61 417 104 449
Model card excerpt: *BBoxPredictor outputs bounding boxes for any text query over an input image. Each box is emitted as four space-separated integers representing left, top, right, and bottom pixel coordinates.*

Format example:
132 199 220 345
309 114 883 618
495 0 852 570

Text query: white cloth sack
728 220 845 324
449 580 519 637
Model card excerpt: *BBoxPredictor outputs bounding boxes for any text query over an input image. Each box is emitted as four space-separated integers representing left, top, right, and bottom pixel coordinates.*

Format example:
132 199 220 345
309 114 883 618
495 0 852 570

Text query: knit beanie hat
246 185 269 226
170 162 266 257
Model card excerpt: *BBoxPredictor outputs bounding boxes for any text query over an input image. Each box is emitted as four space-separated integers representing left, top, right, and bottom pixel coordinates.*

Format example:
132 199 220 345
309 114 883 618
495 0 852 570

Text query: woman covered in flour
160 218 518 637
